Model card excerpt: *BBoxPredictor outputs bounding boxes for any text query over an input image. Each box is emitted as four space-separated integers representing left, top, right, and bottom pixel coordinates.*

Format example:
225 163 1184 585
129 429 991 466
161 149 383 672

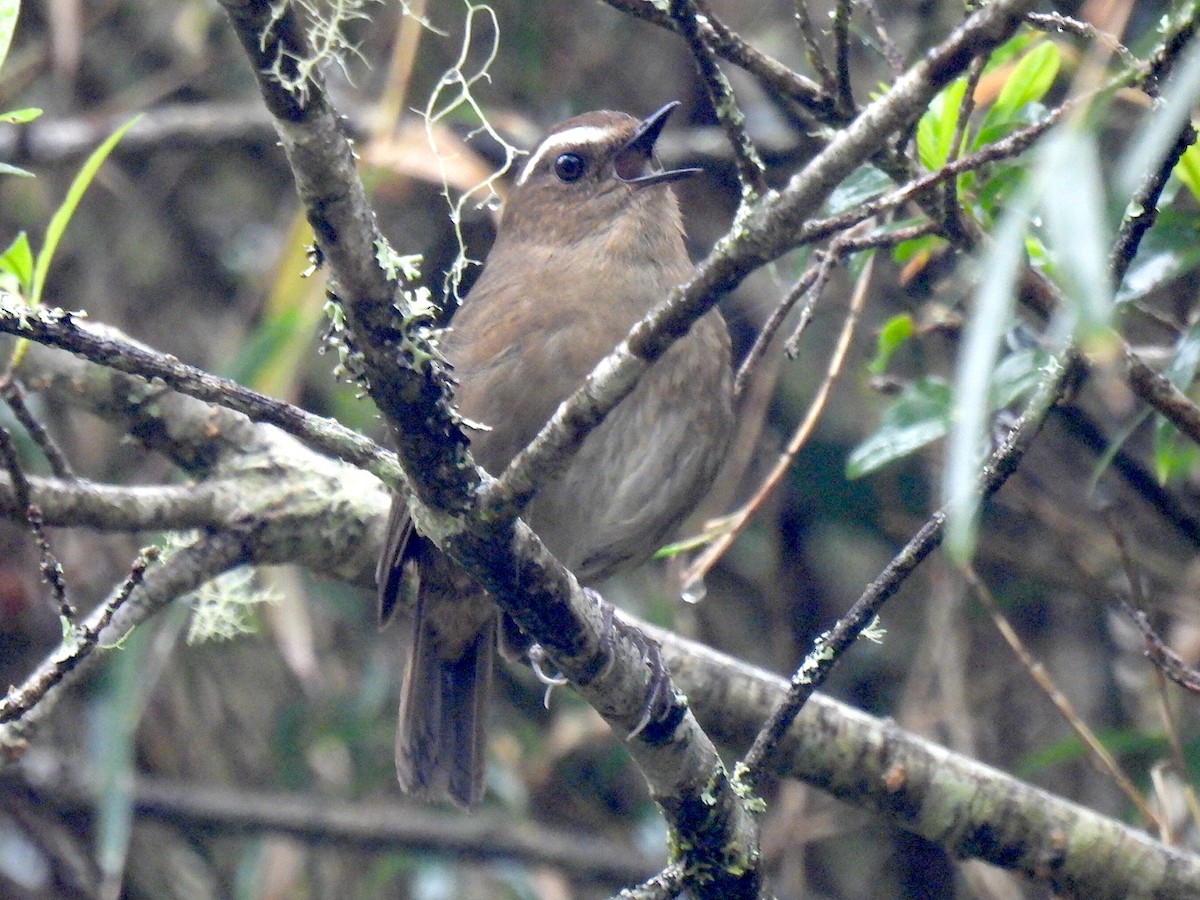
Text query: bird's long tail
395 598 495 809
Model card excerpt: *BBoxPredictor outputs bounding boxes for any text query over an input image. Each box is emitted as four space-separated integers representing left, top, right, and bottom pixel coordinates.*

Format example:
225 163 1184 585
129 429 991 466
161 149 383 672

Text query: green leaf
1039 127 1113 345
1148 319 1200 482
0 160 32 177
1173 140 1200 204
1153 416 1198 484
1165 317 1200 388
825 164 892 215
1017 728 1165 776
0 106 40 124
982 31 1039 73
990 346 1049 408
0 0 18 76
867 313 914 376
973 100 1051 152
846 378 952 479
990 41 1060 127
30 113 142 305
944 186 1034 561
917 76 968 170
0 230 33 290
892 233 946 265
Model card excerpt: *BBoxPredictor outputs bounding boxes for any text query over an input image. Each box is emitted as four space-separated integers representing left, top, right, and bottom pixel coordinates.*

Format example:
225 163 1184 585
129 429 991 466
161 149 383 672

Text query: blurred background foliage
2 0 1200 897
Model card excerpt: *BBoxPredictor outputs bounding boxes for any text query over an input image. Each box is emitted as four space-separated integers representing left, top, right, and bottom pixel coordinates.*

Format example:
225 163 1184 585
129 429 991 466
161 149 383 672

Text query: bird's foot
528 643 569 708
584 588 674 740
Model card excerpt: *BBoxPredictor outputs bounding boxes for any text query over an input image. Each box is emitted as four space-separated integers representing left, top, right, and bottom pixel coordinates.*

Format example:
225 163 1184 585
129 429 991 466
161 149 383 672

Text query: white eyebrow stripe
515 125 618 186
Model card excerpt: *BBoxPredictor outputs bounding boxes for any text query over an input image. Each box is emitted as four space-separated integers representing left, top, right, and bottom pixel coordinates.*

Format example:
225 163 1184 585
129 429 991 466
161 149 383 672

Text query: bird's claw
627 633 671 740
584 589 674 740
529 643 569 708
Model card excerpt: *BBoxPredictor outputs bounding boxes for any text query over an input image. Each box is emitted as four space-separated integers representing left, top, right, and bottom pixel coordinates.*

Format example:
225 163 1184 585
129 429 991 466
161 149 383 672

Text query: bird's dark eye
554 153 587 182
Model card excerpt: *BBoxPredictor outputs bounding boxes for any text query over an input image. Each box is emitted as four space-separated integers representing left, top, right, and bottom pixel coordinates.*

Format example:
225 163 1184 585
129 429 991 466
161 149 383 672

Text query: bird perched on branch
377 102 734 808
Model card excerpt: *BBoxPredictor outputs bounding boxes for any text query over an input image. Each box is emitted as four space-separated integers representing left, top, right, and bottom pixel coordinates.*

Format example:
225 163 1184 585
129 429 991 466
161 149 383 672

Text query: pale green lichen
262 0 373 104
374 239 443 375
185 562 280 644
862 614 887 644
419 2 521 304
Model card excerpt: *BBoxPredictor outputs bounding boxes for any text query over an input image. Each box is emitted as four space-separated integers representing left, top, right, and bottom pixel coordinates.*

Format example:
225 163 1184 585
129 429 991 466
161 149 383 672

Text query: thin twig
965 566 1162 831
734 221 936 397
1105 506 1200 698
1026 11 1143 78
0 377 73 478
792 0 837 96
0 426 71 619
738 348 1069 792
1150 668 1200 837
733 265 821 400
832 0 856 116
941 55 986 242
0 301 398 481
600 0 837 118
671 0 769 201
861 0 906 76
685 252 875 594
1110 119 1197 285
0 541 170 726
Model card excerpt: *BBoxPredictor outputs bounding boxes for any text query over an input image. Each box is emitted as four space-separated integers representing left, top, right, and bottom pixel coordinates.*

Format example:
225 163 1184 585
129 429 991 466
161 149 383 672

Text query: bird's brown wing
376 492 416 626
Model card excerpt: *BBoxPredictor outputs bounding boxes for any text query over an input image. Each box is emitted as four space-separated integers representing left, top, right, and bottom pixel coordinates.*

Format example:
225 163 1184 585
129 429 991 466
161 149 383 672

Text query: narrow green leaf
825 165 892 215
1120 38 1200 195
991 41 1060 126
0 230 33 289
846 378 952 478
867 313 914 376
892 233 945 264
0 106 40 124
981 31 1039 73
0 0 19 76
990 347 1049 408
30 113 142 305
943 189 1034 561
1040 127 1113 345
1173 140 1200 204
917 77 968 170
1154 416 1199 484
0 160 32 177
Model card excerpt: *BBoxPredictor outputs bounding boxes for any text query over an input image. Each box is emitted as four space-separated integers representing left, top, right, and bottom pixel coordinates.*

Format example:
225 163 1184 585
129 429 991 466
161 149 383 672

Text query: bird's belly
525 312 732 582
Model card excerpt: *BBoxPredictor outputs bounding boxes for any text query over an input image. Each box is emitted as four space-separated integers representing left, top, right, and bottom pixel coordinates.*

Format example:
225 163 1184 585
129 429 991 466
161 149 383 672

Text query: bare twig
941 55 987 242
861 0 906 76
600 0 837 118
738 348 1069 792
831 0 855 116
9 761 659 883
791 0 837 96
684 252 875 594
0 534 228 733
0 377 73 478
670 0 768 201
965 566 1162 831
1027 11 1143 77
0 426 71 619
0 300 397 481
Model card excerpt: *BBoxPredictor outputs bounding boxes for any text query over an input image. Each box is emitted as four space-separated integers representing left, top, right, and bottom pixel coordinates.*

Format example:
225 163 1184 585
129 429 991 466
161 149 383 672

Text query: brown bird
377 103 734 808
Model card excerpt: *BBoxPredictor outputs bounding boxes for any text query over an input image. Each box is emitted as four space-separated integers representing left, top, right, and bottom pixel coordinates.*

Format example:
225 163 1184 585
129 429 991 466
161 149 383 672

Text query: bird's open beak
615 101 702 187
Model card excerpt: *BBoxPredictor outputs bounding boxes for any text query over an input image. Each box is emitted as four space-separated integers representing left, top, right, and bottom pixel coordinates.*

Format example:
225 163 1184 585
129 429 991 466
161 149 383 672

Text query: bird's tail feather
396 603 494 809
